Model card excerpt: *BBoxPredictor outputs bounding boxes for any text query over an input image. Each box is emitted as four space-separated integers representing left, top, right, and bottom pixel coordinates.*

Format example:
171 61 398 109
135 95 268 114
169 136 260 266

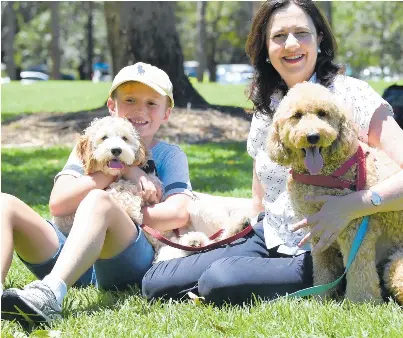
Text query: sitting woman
142 0 403 305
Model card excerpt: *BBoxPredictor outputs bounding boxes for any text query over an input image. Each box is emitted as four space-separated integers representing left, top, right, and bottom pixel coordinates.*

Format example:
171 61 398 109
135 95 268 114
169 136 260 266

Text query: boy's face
107 82 171 146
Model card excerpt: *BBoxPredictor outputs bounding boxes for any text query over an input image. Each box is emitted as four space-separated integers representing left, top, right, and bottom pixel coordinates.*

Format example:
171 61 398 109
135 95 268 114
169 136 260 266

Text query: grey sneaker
1 280 62 325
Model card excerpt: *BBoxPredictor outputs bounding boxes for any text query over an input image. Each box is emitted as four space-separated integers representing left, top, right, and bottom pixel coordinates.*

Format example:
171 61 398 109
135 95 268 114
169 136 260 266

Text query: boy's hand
122 166 162 204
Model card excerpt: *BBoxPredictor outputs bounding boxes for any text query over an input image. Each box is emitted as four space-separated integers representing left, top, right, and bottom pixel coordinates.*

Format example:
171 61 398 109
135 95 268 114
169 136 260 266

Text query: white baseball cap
109 62 174 108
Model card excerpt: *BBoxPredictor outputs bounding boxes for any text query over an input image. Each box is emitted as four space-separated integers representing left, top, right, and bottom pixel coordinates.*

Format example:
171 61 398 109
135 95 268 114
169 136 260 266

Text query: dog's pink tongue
108 160 124 169
304 147 324 175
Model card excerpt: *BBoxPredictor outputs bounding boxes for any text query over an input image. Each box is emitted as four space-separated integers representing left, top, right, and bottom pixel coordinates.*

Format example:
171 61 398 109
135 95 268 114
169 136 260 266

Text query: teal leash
285 216 370 299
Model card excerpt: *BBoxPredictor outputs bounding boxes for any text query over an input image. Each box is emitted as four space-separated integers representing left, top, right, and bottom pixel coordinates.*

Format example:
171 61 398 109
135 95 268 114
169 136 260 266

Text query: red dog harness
291 145 367 191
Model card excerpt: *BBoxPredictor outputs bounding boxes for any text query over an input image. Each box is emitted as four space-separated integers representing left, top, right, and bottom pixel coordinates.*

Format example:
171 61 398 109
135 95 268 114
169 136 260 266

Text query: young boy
1 62 193 325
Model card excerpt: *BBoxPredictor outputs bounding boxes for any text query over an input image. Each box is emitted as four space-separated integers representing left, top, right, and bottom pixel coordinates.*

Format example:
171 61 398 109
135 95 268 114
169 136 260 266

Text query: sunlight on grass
2 145 403 337
191 81 253 109
1 81 110 117
2 78 400 122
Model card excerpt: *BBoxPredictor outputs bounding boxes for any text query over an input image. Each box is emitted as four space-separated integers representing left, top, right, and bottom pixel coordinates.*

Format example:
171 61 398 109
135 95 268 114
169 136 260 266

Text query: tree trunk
86 1 94 80
207 41 217 83
104 1 207 108
2 1 17 80
251 1 263 18
50 1 61 80
196 1 207 82
206 2 223 83
318 1 332 27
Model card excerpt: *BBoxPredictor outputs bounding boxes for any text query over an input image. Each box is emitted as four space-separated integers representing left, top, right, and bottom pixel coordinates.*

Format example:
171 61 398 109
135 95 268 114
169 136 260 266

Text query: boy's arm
49 172 115 217
49 146 115 217
142 144 193 231
141 193 191 231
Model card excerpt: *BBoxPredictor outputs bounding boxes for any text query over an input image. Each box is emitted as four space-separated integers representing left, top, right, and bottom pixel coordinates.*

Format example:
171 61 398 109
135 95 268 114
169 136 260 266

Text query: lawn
1 80 403 336
3 78 401 121
2 145 402 337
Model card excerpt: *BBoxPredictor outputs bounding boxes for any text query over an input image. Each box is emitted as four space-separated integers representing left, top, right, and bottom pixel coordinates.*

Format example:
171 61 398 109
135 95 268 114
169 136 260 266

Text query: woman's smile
283 54 304 63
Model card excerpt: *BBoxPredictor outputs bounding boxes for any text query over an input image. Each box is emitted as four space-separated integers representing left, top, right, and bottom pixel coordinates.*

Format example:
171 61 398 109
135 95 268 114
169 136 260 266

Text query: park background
1 1 403 337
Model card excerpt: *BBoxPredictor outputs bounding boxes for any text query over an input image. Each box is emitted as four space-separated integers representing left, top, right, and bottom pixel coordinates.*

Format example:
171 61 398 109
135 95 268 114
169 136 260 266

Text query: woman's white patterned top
247 75 393 255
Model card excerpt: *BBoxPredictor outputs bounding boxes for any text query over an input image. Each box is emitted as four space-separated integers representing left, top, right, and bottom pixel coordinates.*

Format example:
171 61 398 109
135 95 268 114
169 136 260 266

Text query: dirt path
1 107 252 148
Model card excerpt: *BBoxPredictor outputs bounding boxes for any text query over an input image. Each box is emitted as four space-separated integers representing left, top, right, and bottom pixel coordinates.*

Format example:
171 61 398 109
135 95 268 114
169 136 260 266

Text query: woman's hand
291 194 360 252
122 166 162 204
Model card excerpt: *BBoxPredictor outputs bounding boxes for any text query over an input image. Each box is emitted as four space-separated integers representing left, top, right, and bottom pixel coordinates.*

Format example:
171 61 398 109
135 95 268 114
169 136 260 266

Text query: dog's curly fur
267 82 403 304
53 116 252 263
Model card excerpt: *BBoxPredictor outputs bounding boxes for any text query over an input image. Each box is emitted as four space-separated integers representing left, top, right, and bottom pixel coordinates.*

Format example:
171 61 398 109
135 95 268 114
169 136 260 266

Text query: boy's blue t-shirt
55 140 192 200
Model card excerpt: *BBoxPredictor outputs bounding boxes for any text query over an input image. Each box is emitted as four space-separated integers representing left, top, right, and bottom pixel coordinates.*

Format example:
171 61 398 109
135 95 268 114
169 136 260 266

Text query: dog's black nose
307 133 320 144
111 148 122 156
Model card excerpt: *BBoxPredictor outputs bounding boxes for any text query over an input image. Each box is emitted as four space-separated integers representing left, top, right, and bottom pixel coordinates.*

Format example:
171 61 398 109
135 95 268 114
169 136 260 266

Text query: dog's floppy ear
132 140 149 167
76 135 97 175
332 113 359 156
267 119 292 166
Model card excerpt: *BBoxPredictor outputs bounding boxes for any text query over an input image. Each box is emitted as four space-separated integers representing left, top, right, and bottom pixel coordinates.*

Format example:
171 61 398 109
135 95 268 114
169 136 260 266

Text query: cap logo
137 64 145 76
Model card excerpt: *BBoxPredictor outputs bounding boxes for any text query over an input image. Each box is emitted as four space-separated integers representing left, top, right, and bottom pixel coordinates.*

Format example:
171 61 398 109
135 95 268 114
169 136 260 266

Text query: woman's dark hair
246 0 342 116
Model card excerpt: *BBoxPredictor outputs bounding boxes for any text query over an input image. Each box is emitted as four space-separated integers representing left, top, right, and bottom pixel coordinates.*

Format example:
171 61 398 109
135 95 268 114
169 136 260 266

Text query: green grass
2 78 403 336
2 78 402 122
191 80 253 109
1 81 110 121
2 145 403 337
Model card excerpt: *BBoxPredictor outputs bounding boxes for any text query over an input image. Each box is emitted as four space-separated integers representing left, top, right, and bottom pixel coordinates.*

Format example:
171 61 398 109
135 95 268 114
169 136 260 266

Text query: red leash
140 223 254 252
291 145 367 191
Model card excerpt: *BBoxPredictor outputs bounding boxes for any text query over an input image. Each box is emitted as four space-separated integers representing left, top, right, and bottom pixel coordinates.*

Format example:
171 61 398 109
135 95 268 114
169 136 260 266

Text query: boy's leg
50 189 140 287
2 189 142 324
142 222 270 301
198 252 313 305
1 193 60 284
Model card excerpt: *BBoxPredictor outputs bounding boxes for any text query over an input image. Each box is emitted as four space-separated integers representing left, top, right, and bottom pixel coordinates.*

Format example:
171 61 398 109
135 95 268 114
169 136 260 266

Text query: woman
142 0 403 305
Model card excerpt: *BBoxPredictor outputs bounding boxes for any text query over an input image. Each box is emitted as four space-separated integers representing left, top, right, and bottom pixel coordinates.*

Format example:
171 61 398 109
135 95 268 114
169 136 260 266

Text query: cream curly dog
267 82 403 304
54 116 251 263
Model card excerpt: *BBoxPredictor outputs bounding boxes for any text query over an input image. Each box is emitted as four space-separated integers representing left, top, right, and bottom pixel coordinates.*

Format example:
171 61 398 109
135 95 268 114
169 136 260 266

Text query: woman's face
266 3 322 88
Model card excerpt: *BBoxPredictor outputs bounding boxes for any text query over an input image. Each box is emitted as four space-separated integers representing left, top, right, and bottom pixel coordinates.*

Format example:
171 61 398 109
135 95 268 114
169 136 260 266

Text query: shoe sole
1 290 48 325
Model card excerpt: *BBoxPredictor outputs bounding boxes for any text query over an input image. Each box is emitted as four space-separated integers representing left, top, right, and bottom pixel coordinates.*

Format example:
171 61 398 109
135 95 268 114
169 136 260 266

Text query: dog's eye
318 111 327 117
122 136 128 142
101 136 108 141
293 112 302 119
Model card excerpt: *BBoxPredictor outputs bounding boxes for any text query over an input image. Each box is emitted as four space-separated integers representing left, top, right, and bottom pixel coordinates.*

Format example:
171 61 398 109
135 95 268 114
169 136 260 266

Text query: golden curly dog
267 82 403 304
54 116 252 263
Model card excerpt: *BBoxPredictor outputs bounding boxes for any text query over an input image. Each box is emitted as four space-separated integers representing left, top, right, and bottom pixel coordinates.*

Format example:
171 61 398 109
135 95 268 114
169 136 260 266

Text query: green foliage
2 145 403 337
175 2 252 63
333 1 403 76
13 1 108 71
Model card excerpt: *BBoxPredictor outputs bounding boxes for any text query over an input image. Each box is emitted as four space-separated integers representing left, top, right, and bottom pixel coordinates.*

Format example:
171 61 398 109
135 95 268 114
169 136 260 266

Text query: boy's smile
107 82 171 147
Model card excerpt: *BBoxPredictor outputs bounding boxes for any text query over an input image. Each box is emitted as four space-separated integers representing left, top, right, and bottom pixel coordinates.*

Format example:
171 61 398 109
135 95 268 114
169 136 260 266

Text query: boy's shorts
19 220 155 290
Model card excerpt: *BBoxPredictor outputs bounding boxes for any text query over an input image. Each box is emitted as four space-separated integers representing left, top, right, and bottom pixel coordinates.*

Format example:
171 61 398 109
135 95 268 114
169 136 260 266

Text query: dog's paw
154 245 188 262
179 232 212 247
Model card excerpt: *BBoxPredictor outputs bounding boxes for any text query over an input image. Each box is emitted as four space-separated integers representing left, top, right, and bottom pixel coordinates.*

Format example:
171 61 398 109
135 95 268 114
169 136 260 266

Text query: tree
196 1 207 82
104 1 207 108
175 2 253 82
86 1 94 80
50 1 61 79
1 1 17 79
317 1 332 28
333 1 403 76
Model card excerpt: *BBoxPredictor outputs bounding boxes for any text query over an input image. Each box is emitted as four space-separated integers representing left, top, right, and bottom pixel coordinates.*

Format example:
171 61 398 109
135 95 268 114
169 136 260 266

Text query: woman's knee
198 257 240 303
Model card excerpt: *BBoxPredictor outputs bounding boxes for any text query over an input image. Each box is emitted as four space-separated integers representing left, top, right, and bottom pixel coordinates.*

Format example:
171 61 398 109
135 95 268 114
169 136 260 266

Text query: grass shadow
1 147 71 207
